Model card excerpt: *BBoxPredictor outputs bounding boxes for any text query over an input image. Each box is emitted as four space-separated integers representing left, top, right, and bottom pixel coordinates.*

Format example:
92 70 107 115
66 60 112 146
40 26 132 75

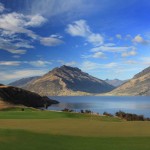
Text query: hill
108 66 150 96
9 76 40 87
0 84 58 109
105 79 127 87
23 65 114 96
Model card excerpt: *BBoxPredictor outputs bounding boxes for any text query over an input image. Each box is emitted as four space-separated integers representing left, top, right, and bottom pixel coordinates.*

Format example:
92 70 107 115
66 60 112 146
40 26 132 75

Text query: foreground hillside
108 66 150 96
0 84 58 109
23 65 114 96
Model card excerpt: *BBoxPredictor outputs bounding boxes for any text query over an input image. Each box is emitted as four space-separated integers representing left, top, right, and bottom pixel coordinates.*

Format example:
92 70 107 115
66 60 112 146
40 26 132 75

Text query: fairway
0 108 150 150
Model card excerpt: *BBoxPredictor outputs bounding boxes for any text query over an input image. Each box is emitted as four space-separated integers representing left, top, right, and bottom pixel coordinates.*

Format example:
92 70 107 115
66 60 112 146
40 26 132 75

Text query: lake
48 96 150 117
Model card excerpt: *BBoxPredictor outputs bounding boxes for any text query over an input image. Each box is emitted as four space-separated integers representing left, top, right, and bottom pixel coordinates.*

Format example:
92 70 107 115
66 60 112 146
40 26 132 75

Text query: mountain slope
24 65 115 96
105 79 127 87
108 66 150 96
0 84 58 109
9 76 40 87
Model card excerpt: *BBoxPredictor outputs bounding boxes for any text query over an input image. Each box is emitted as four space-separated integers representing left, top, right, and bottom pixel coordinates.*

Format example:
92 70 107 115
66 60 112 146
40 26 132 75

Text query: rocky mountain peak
23 65 115 96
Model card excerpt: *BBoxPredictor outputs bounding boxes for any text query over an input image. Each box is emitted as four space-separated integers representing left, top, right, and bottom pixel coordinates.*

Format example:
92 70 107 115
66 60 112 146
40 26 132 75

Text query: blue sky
0 0 150 84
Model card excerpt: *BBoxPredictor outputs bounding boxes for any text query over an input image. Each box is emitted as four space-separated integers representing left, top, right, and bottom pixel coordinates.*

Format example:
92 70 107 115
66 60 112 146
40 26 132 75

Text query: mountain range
105 79 127 87
9 65 150 96
108 66 150 96
10 65 114 96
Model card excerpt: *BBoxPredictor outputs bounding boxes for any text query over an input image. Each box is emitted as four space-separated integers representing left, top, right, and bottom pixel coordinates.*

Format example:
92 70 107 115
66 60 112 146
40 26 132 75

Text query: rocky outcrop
108 66 150 96
24 65 115 96
0 84 58 108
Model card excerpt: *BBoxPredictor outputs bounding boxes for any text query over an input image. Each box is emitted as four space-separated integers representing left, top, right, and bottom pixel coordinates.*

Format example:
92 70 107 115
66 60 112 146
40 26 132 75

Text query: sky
0 0 150 84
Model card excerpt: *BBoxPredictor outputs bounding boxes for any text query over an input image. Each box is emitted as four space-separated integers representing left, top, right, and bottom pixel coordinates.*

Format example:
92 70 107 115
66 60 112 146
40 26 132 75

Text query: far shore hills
8 65 150 96
0 65 149 109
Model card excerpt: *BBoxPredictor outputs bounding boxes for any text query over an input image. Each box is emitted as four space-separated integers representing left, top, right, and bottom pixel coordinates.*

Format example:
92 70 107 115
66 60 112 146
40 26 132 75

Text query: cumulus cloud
121 50 137 57
116 34 122 39
0 3 63 55
0 61 21 66
92 52 106 58
0 12 46 38
81 61 117 70
66 20 103 46
132 35 149 44
82 52 106 59
40 36 63 46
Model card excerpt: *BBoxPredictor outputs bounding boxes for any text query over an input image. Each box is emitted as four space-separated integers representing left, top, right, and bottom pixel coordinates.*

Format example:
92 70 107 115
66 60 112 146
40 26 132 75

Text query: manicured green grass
0 129 150 150
0 108 122 121
0 109 150 150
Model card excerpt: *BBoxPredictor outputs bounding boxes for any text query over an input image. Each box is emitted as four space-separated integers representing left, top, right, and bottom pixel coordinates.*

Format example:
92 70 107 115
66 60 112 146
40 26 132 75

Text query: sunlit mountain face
0 0 150 84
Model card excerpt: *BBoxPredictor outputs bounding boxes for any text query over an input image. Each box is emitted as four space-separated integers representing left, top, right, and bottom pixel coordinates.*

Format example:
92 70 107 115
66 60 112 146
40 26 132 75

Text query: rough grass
0 129 150 150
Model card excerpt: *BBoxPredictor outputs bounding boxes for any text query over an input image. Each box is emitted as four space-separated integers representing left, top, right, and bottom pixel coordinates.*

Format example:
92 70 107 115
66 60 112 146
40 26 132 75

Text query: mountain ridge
108 66 150 96
23 65 115 96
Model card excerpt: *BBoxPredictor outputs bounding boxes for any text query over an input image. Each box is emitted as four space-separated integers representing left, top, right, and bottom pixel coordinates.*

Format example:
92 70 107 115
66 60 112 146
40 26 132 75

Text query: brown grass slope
108 66 150 96
24 65 114 96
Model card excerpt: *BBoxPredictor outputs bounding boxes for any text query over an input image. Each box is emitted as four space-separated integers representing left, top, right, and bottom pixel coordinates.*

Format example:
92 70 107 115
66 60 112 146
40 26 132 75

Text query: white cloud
0 4 63 54
25 15 46 27
0 61 21 66
81 61 117 70
140 57 150 66
132 34 149 44
125 60 137 64
26 60 52 67
92 52 106 58
91 45 136 53
121 50 137 57
116 34 122 39
0 60 52 67
40 36 63 46
66 19 103 46
93 52 106 58
0 38 30 54
82 52 106 59
0 69 46 82
0 3 4 13
0 12 46 38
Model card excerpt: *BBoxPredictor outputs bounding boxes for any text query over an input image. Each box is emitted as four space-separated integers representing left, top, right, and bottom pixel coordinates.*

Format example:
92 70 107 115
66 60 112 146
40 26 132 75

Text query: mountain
9 76 40 87
24 65 115 96
108 66 150 96
0 84 58 109
105 79 128 87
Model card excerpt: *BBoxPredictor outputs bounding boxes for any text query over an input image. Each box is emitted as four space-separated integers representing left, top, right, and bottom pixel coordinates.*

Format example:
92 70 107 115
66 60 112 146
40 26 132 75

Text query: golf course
0 107 150 150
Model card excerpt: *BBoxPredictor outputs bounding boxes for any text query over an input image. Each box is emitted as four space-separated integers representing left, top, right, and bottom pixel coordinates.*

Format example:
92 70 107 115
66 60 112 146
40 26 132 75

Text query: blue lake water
48 96 150 117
